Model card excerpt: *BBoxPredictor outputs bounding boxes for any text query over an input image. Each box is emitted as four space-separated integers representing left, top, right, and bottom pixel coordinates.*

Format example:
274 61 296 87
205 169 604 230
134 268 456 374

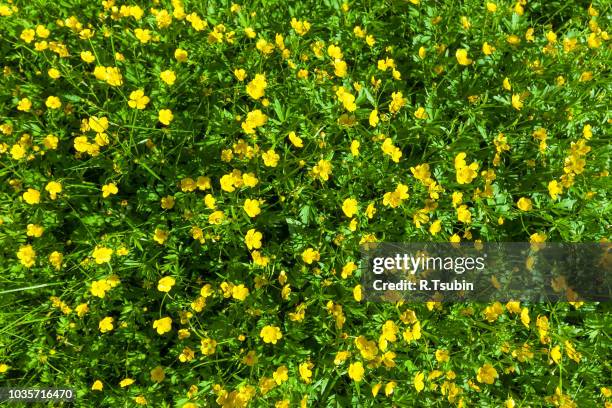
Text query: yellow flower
582 124 592 139
75 303 88 317
74 136 90 153
369 109 379 127
49 251 63 270
260 325 282 344
81 51 96 63
517 197 532 211
128 90 150 109
43 134 59 150
455 152 479 184
435 349 450 363
158 109 174 125
241 109 268 134
550 345 562 364
327 44 343 59
507 34 521 45
273 365 289 384
119 378 134 388
11 144 26 160
94 66 123 86
45 181 62 199
484 302 503 322
160 70 176 85
99 316 114 333
350 140 360 156
288 131 303 148
383 183 409 208
134 28 151 43
342 198 358 218
245 229 263 250
333 59 347 77
414 106 428 119
246 73 267 100
91 380 103 391
299 361 314 383
208 210 225 225
372 383 382 397
23 188 41 204
88 116 109 133
418 46 426 59
336 87 357 111
548 180 563 200
26 224 44 238
90 279 111 298
174 48 188 62
564 340 581 363
153 228 169 244
17 245 36 268
232 284 250 301
385 381 396 396
348 362 364 382
414 371 425 392
511 94 523 110
520 307 530 328
243 199 262 217
256 38 274 54
503 77 512 91
455 49 472 65
153 317 172 335
353 285 362 301
482 42 496 55
150 366 165 383
157 276 176 292
102 183 118 198
476 363 498 384
234 68 247 81
290 18 311 36
506 301 521 314
17 97 32 112
160 195 175 209
92 246 113 264
429 220 442 235
312 159 333 181
381 138 402 162
262 149 280 167
20 28 36 43
389 91 406 113
456 205 472 223
45 96 61 109
302 248 320 264
530 232 547 243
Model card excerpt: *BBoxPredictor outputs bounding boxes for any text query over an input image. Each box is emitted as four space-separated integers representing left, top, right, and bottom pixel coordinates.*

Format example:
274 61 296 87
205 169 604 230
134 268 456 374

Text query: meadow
0 0 610 406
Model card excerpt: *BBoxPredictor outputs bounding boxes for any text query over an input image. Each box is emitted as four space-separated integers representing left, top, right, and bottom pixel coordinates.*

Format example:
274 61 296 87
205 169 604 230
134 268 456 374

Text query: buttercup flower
153 317 172 335
158 109 174 125
456 49 472 65
476 363 498 384
260 325 282 344
99 317 114 333
157 276 176 292
128 90 150 109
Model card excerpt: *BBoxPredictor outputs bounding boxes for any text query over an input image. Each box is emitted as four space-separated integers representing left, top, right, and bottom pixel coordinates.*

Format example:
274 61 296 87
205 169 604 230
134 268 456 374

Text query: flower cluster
0 0 609 407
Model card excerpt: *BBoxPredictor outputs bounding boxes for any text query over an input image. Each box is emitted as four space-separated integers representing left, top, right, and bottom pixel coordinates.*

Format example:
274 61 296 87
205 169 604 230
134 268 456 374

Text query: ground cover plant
0 0 610 406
